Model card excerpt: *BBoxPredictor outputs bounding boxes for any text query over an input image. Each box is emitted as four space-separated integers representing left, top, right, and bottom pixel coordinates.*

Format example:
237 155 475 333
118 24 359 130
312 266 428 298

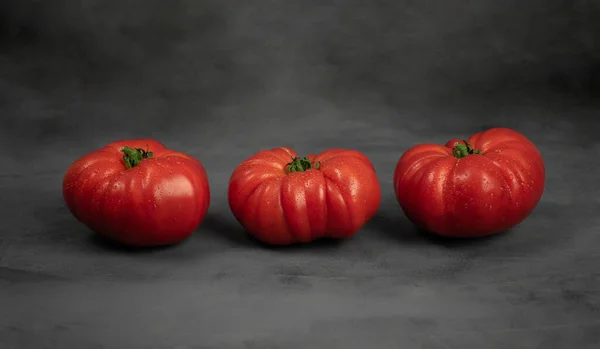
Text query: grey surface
1 1 600 348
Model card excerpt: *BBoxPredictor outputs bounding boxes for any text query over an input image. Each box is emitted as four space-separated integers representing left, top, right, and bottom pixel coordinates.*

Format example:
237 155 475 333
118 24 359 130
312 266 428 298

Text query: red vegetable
228 147 381 245
63 139 210 247
393 128 545 238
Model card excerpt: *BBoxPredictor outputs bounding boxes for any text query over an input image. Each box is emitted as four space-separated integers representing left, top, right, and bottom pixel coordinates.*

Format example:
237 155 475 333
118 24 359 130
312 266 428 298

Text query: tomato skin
62 139 210 247
393 128 545 238
228 147 381 245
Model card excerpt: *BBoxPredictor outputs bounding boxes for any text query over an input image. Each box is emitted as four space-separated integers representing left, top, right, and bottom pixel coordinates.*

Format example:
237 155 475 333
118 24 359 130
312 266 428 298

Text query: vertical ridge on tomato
228 147 381 245
393 128 545 238
62 139 210 247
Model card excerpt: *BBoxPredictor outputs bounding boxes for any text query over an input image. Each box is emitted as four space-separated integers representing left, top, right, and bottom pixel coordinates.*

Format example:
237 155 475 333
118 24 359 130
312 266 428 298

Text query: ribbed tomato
393 128 545 238
228 147 381 245
63 139 210 247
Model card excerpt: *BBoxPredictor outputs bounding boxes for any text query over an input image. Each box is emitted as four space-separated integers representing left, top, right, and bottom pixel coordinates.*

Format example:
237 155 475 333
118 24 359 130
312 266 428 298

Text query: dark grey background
1 0 599 348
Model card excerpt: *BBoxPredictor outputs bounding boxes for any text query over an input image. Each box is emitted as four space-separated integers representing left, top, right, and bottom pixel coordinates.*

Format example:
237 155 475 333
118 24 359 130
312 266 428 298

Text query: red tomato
228 147 381 245
63 139 210 247
393 128 545 238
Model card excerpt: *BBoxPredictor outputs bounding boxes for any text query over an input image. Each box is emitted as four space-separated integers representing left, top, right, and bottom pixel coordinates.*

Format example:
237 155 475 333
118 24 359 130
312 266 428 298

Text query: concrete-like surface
1 1 600 348
2 105 599 348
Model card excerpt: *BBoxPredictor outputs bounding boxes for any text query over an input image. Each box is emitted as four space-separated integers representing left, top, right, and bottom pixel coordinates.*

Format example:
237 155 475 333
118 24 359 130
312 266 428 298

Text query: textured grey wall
1 0 599 148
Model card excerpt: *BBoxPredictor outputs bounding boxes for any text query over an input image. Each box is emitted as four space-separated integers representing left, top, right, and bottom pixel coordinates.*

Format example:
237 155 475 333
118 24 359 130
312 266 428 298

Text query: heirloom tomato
63 139 210 247
393 128 545 238
228 147 381 245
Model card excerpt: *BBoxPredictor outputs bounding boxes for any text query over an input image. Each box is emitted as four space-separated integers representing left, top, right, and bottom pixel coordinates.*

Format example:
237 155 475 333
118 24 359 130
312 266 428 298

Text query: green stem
121 146 153 169
452 140 483 158
285 156 320 173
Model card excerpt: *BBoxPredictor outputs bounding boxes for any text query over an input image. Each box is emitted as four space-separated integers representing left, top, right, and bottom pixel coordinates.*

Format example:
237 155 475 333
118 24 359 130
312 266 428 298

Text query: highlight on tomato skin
227 147 381 245
393 127 545 238
62 139 211 247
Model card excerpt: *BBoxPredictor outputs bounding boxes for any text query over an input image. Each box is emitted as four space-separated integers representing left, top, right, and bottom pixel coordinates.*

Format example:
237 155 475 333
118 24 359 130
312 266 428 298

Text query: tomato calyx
285 156 321 173
121 146 154 169
452 140 483 158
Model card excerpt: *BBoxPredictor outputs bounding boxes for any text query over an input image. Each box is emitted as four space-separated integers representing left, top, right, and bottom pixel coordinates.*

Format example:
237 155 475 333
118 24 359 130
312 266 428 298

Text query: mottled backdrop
1 1 599 348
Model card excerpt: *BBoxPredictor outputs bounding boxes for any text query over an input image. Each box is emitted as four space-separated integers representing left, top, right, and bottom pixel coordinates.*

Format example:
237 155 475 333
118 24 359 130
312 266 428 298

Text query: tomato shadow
367 209 509 249
199 212 346 252
86 234 181 254
253 236 346 253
